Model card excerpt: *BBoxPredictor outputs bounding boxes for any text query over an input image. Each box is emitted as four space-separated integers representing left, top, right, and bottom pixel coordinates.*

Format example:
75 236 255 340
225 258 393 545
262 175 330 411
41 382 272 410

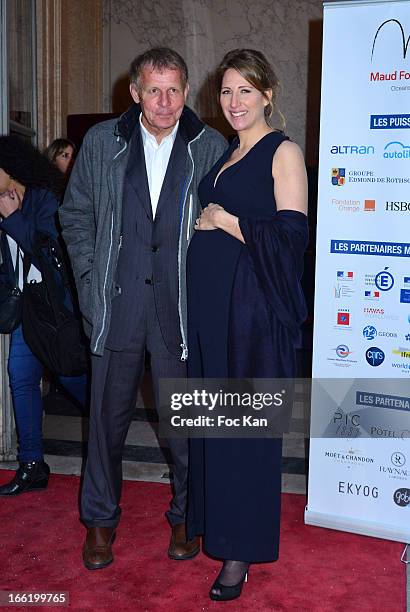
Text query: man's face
130 65 189 143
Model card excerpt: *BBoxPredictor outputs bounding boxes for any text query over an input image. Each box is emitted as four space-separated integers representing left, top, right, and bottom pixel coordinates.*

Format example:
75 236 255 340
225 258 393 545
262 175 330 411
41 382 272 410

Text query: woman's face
0 168 12 195
55 145 74 174
219 68 271 133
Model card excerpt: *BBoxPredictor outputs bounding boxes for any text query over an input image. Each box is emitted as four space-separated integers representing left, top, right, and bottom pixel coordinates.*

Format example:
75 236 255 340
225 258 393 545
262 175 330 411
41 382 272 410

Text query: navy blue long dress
186 131 308 563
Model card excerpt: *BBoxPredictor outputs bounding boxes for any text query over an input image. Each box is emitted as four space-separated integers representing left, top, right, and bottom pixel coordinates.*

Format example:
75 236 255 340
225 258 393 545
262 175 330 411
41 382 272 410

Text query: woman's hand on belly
195 204 245 244
195 203 224 231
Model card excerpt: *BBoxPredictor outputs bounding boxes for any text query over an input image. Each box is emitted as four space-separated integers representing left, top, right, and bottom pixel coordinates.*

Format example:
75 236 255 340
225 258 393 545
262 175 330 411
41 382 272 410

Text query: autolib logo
330 145 375 155
370 114 410 129
393 488 410 507
383 141 410 159
366 347 385 366
375 267 394 291
363 325 377 340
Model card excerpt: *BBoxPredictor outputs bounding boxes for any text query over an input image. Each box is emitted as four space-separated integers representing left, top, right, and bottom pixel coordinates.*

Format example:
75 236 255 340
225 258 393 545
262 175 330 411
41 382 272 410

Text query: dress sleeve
238 209 308 336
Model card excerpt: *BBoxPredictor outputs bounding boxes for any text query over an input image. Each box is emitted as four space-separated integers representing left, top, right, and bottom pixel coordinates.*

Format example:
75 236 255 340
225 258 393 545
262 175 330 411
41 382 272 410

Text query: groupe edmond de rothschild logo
370 19 410 83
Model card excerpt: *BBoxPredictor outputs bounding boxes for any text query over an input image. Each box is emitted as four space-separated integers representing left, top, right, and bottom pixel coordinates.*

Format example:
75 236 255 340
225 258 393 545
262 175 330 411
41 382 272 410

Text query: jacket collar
114 103 204 145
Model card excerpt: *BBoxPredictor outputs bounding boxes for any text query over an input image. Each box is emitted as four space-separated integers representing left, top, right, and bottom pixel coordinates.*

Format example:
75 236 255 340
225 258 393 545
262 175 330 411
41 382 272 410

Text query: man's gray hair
129 47 188 90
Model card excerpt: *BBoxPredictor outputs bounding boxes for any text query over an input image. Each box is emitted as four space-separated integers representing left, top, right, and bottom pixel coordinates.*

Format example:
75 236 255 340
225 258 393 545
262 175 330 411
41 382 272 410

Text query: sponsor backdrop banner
305 0 410 542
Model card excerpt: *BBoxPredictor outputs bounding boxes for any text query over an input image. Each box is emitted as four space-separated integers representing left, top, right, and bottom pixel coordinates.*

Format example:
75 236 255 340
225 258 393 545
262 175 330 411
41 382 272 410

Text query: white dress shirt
139 113 179 218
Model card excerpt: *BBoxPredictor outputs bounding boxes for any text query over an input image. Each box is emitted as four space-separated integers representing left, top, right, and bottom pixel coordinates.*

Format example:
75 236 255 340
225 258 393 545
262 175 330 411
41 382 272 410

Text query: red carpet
0 470 406 611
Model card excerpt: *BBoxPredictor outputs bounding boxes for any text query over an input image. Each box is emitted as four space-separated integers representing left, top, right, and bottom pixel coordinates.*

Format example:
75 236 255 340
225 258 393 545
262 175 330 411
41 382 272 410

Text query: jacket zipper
178 128 205 361
94 209 114 352
94 139 127 352
186 195 193 241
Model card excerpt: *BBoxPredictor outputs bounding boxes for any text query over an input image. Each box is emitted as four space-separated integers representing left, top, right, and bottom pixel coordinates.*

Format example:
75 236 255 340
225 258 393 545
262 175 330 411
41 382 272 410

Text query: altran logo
366 347 385 367
363 325 377 341
383 141 410 159
330 145 374 155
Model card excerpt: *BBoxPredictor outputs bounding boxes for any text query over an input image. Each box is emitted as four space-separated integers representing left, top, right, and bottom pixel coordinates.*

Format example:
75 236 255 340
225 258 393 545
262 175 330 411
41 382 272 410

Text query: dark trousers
81 287 187 528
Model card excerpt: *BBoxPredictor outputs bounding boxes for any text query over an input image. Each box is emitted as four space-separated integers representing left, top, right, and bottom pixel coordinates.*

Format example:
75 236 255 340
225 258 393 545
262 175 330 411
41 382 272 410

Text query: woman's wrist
215 209 237 230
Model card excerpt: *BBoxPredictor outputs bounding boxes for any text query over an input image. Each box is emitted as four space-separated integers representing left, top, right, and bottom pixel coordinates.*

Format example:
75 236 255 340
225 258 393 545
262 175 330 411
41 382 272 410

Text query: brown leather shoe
82 527 116 570
168 523 200 560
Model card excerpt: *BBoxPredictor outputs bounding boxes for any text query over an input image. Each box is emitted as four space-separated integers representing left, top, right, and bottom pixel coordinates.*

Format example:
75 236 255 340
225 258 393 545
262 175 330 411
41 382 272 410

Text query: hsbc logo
385 201 410 212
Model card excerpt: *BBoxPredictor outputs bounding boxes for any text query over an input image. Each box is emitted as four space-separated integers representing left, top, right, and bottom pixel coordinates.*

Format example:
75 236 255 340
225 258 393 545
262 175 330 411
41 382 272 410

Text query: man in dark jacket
59 47 226 569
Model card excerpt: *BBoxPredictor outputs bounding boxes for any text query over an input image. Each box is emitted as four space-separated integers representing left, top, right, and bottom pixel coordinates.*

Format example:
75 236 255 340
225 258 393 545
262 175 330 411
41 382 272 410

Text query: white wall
103 0 323 153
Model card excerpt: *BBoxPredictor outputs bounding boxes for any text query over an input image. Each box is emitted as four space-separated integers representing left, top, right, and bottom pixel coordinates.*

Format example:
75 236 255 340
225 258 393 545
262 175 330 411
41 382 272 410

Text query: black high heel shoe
209 561 250 601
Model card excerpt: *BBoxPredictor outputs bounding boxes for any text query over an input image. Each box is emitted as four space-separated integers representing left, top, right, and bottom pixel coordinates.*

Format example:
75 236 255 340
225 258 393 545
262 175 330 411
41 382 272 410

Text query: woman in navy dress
187 49 308 601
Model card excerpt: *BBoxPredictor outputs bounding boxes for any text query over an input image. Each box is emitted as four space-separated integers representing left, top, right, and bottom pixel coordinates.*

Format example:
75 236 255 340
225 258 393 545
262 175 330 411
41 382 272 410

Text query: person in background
0 135 87 497
44 138 76 176
187 49 308 601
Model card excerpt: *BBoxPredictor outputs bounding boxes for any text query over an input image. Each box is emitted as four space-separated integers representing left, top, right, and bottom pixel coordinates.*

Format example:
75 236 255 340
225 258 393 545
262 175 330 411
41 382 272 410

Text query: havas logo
383 141 410 159
371 19 410 61
330 145 375 155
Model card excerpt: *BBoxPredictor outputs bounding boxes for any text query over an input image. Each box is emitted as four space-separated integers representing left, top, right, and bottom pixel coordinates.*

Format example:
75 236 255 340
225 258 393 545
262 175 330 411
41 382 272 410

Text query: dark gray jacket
59 104 226 357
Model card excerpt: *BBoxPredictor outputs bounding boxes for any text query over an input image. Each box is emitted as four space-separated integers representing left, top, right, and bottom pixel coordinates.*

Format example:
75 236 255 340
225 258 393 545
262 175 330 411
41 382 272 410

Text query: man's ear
184 83 190 101
130 83 140 104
